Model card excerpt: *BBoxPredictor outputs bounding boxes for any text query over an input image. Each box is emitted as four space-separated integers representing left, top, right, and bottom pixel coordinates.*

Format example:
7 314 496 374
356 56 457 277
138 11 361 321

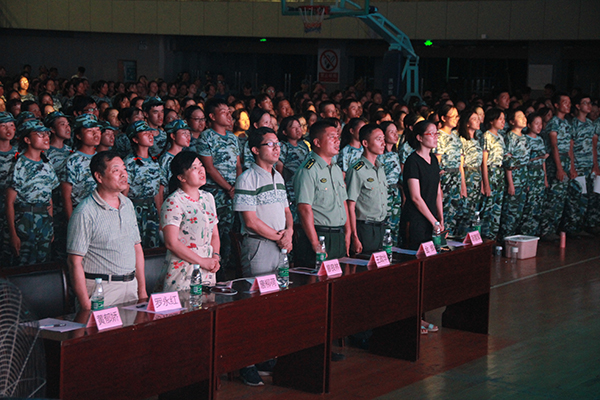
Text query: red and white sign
367 251 391 268
250 274 280 294
318 48 340 83
463 231 483 246
318 259 343 277
416 241 437 257
87 307 123 330
147 292 181 313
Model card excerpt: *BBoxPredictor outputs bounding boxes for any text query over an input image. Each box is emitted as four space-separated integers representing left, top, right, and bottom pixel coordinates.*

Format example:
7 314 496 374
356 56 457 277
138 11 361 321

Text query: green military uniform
521 135 547 236
294 151 347 266
149 128 167 158
114 132 132 159
64 151 97 208
499 131 530 239
158 151 175 196
279 140 310 223
540 116 572 237
481 130 506 239
377 151 401 246
337 145 363 173
346 156 388 253
435 130 463 236
197 128 240 279
0 145 17 263
46 144 72 261
457 136 483 237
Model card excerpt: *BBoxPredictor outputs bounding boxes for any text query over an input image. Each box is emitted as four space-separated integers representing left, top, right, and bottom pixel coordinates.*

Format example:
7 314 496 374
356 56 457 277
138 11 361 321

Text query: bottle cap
282 249 288 253
318 235 325 241
95 277 102 283
193 264 200 269
511 247 519 254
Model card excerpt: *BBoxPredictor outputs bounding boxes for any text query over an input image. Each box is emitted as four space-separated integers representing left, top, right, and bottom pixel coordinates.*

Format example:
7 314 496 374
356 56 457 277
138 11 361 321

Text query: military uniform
435 130 463 235
377 150 401 246
64 151 97 209
521 135 548 236
197 128 240 279
346 156 388 253
158 151 175 197
457 136 483 237
499 131 530 239
539 116 572 237
114 132 133 159
7 155 59 266
480 130 506 239
46 144 73 261
124 154 161 249
279 140 310 223
294 152 348 266
149 128 167 158
337 145 363 173
0 146 17 262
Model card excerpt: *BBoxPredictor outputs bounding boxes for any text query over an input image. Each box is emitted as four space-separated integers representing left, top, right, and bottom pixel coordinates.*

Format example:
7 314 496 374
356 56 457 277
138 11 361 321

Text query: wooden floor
214 237 600 400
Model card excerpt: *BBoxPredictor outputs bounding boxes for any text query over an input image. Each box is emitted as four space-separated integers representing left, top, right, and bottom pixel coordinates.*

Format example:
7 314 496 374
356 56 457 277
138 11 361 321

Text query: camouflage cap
126 120 157 139
15 111 37 127
100 121 119 132
164 119 189 135
18 120 51 138
44 111 68 128
0 111 16 124
73 113 101 130
142 96 164 112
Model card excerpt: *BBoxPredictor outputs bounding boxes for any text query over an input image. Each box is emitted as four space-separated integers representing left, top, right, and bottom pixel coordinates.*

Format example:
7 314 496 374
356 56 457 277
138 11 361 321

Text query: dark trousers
294 226 346 268
356 220 385 254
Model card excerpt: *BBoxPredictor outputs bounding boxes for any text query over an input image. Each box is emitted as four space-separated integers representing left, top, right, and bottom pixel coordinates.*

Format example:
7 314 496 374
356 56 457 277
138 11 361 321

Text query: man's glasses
260 142 282 148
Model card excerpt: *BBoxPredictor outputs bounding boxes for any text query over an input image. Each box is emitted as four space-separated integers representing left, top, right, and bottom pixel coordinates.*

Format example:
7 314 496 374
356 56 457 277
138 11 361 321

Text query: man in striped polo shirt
67 150 147 310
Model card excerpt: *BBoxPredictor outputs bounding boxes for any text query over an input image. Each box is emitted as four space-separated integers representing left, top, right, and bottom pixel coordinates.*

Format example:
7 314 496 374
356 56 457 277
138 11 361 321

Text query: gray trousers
241 236 283 278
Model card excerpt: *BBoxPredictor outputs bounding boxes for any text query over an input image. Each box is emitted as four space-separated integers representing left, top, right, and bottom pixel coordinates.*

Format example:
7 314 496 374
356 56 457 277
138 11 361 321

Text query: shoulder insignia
353 161 365 171
367 177 374 182
304 158 315 169
320 178 327 183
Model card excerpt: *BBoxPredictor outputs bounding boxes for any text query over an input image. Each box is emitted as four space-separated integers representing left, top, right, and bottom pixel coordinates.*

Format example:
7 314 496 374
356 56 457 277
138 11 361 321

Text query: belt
529 165 544 170
15 204 48 213
465 166 481 172
356 220 384 226
444 168 460 173
508 164 527 170
314 225 345 233
244 234 272 241
85 271 136 282
131 197 154 205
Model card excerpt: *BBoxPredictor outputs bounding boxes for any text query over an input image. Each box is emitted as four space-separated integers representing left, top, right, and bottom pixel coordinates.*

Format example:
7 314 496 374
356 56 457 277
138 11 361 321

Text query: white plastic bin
504 235 539 259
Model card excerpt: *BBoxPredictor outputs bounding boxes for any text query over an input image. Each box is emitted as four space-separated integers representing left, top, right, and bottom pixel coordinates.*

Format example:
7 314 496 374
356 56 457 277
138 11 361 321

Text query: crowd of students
1 65 599 274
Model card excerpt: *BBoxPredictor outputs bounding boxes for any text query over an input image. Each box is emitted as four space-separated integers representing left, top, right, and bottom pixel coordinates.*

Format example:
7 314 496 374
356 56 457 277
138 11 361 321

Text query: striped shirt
67 190 140 275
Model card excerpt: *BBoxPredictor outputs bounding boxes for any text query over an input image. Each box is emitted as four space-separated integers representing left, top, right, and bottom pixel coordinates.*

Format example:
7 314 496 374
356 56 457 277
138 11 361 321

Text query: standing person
157 151 220 292
184 105 207 152
5 121 59 266
97 122 117 152
275 116 310 223
67 151 146 309
499 110 530 239
521 113 549 236
123 120 163 249
143 97 166 158
337 118 367 175
197 98 242 280
159 119 190 198
345 124 388 254
456 109 484 237
540 93 576 240
293 120 351 267
0 112 17 261
377 121 402 246
434 105 466 236
480 108 507 240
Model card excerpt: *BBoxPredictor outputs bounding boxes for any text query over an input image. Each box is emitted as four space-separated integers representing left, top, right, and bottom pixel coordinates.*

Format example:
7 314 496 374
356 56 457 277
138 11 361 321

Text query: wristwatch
214 252 221 261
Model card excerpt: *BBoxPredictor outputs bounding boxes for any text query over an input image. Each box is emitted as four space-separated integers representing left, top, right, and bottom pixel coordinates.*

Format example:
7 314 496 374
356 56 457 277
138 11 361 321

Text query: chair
144 247 167 295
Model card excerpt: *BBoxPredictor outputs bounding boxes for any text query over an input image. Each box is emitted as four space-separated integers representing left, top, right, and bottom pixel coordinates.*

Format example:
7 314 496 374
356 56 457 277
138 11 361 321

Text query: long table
43 241 492 399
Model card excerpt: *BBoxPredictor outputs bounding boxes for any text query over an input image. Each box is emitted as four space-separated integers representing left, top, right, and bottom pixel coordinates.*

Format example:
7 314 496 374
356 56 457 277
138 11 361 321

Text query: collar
91 189 127 210
250 161 277 177
359 155 380 170
311 151 331 169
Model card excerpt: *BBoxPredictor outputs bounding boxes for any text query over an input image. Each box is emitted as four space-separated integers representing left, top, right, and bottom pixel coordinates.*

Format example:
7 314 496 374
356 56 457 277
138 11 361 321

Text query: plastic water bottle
189 264 202 308
432 222 442 252
315 236 326 270
90 278 104 311
473 211 481 233
383 229 393 262
277 249 290 289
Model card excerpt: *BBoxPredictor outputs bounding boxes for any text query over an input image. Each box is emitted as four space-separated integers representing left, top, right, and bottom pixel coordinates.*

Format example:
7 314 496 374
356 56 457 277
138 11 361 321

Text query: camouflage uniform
279 140 310 223
435 130 463 236
158 151 175 197
457 136 483 237
123 155 161 249
197 128 240 279
521 135 548 236
64 151 97 209
114 132 133 159
46 144 72 261
337 145 364 173
149 128 167 159
480 131 506 239
540 116 572 237
7 155 59 266
377 150 401 246
0 146 17 262
499 131 530 239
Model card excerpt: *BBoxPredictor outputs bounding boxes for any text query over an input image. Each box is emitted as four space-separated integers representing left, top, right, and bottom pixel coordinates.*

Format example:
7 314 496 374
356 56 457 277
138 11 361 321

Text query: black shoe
255 359 276 376
331 352 346 362
239 366 264 386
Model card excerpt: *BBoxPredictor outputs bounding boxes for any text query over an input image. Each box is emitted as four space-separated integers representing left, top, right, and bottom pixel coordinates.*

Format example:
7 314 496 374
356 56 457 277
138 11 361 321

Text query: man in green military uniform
345 124 388 254
294 120 350 267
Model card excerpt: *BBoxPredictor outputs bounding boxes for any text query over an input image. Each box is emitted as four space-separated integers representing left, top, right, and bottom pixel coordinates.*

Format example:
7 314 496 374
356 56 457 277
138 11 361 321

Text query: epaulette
304 158 315 169
353 161 365 171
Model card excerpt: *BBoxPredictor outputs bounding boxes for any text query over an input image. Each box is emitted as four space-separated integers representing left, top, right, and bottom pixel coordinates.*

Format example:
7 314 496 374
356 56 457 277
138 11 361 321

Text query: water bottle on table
277 249 290 289
432 221 442 252
315 236 327 270
383 228 393 262
473 211 481 233
90 278 104 311
190 264 203 308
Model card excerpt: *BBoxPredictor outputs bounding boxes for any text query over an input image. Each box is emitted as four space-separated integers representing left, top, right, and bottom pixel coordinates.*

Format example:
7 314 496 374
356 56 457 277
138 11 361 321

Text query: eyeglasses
84 108 98 113
260 141 282 148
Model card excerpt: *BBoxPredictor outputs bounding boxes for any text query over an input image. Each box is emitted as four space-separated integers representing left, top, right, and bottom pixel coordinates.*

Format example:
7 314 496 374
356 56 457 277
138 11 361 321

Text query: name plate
367 251 391 268
463 231 483 245
317 259 343 277
249 274 280 294
416 241 437 257
87 307 123 330
147 292 182 312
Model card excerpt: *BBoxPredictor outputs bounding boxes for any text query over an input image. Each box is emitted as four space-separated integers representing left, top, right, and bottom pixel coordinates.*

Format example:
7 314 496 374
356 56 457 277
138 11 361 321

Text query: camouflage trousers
499 185 527 240
584 176 600 230
563 170 600 232
211 188 236 281
457 169 482 237
133 199 161 249
481 167 505 239
9 208 53 267
51 189 67 262
520 169 546 236
440 171 462 236
384 186 401 246
540 157 570 237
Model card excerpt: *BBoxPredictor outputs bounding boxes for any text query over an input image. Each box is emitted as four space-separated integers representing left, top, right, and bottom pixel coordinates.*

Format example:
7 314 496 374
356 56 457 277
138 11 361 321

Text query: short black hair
309 119 337 145
204 97 227 122
90 150 122 183
72 95 96 114
248 127 276 157
358 123 381 143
